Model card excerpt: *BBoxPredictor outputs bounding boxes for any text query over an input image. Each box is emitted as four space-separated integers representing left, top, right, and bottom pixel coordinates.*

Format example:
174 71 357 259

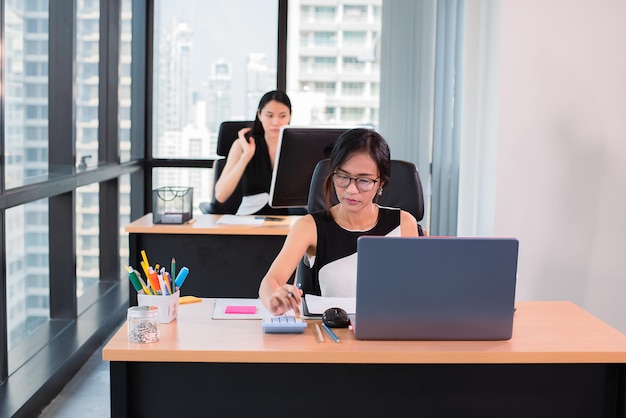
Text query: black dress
304 206 402 297
237 134 298 215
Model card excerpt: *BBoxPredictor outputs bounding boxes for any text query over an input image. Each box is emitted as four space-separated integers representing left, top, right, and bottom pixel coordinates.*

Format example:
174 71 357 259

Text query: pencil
314 323 324 342
288 282 301 318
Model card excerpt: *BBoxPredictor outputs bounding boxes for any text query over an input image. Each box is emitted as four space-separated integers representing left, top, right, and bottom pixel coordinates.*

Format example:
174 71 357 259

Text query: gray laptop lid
354 236 519 341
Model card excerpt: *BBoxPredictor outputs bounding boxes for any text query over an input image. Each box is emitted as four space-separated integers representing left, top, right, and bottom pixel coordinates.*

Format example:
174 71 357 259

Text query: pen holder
137 290 180 323
152 186 193 224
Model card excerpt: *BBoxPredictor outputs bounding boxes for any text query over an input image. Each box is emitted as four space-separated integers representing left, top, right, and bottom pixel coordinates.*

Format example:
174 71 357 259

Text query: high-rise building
4 0 134 348
287 0 382 127
205 59 233 134
20 0 50 343
155 19 193 152
153 17 213 204
245 53 277 116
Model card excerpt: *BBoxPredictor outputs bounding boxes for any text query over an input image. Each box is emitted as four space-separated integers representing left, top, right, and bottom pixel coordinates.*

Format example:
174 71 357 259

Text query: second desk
126 214 300 304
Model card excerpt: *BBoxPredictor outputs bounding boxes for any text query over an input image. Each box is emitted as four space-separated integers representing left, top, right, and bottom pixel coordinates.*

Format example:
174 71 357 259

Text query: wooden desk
104 301 626 418
125 214 299 303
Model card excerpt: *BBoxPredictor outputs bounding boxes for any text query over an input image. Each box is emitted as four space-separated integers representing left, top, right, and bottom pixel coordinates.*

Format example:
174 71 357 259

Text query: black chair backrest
216 121 252 156
200 121 253 214
296 158 426 294
306 159 424 222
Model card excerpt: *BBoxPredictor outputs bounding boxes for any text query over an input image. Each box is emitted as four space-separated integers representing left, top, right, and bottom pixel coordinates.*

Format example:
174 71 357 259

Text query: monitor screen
269 126 352 209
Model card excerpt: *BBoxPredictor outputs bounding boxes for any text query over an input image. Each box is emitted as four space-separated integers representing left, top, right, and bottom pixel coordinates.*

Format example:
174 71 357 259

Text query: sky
157 0 278 114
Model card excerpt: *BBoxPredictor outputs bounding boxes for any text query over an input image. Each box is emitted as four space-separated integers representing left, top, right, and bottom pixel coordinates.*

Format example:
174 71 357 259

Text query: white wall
467 1 626 331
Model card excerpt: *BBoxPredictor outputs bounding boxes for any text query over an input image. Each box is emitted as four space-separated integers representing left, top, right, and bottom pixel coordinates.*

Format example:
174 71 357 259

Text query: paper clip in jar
127 306 160 343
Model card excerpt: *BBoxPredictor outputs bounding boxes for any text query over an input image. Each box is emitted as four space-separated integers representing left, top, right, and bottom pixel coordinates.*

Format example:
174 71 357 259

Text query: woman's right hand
237 127 256 163
268 283 302 316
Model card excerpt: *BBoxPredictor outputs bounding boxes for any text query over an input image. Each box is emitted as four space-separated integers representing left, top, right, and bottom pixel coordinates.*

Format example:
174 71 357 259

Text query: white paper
216 215 264 226
304 294 356 315
236 193 269 215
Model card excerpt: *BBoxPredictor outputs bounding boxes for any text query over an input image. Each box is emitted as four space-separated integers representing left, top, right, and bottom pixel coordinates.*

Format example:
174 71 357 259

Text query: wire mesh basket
152 186 193 224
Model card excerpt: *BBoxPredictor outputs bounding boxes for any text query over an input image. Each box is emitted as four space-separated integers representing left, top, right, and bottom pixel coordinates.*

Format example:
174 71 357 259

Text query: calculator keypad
262 316 307 333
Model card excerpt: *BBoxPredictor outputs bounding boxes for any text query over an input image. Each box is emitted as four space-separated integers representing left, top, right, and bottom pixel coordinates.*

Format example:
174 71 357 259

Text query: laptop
354 236 519 341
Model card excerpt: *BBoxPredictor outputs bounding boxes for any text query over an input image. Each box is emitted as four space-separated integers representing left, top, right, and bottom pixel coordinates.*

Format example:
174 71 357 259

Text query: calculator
262 316 307 334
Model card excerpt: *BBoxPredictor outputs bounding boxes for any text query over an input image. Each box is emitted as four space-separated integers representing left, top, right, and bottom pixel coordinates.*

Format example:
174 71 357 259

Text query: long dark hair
250 90 292 136
323 128 391 209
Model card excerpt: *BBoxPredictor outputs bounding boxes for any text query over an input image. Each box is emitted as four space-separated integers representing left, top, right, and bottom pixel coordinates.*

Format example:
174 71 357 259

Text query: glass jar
127 305 160 343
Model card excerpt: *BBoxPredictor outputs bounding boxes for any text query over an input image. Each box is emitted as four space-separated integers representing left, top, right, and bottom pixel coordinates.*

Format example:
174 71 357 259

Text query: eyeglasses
332 173 379 192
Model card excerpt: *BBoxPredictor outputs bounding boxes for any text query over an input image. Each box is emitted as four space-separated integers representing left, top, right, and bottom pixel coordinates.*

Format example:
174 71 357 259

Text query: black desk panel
110 361 626 418
128 233 286 305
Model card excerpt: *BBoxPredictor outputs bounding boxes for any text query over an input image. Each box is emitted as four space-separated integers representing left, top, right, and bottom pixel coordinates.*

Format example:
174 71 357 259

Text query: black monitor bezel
268 126 352 209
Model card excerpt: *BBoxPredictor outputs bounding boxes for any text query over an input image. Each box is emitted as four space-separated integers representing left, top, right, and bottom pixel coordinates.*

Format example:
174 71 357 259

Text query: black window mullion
49 193 77 318
133 0 150 216
0 0 7 386
277 0 288 91
100 179 120 281
0 0 5 195
49 0 77 319
0 209 7 383
99 0 122 281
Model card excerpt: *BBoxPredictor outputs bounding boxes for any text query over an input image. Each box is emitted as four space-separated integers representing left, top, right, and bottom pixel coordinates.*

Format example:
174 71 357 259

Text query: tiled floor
37 345 110 418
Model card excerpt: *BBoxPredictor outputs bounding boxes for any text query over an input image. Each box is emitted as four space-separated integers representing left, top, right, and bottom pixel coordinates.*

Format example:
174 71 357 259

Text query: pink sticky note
225 305 257 314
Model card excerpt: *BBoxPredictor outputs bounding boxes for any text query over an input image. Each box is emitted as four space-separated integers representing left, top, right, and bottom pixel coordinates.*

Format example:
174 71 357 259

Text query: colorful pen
147 267 161 294
322 323 341 343
157 271 168 295
126 266 143 292
134 269 152 295
160 267 172 295
164 271 174 294
140 260 151 280
141 249 150 269
170 258 176 293
174 267 189 288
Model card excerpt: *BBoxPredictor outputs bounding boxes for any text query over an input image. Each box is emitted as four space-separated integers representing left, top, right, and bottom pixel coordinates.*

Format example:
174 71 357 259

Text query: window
25 62 39 76
340 106 366 122
313 56 337 71
1 1 143 412
342 56 366 72
315 6 336 21
287 0 383 127
26 18 48 33
313 81 336 95
119 0 132 162
313 31 336 47
342 81 365 96
76 182 100 299
4 0 50 189
343 5 368 21
151 0 278 208
5 200 50 349
25 40 47 54
343 31 367 47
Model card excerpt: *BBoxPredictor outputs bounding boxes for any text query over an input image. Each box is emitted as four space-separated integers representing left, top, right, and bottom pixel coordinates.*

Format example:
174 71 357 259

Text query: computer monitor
269 126 352 209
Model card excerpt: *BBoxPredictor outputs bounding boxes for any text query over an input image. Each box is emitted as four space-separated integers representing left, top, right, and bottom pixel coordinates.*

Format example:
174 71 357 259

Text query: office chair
199 121 253 214
296 158 426 294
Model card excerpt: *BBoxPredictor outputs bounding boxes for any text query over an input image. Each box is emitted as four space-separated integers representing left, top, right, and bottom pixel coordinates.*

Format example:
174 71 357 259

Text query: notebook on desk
354 236 519 341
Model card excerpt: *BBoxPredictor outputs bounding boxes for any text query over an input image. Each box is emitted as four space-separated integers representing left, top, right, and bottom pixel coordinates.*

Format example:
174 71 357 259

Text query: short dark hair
323 128 391 209
251 90 292 136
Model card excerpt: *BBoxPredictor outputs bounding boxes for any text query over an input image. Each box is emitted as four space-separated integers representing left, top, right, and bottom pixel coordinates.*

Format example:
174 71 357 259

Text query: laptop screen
354 236 519 341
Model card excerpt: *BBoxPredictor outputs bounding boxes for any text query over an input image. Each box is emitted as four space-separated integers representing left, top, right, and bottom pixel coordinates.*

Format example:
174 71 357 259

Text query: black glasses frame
332 173 380 192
